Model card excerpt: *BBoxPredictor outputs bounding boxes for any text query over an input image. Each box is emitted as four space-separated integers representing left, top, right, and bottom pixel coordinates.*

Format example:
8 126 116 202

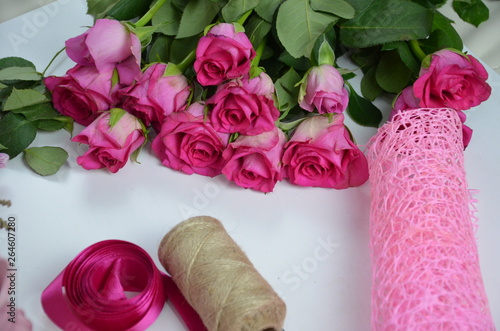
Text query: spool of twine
367 108 495 330
158 216 286 331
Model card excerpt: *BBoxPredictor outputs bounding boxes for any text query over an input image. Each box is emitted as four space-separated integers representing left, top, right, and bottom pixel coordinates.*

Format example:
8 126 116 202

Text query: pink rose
414 49 491 111
72 108 146 173
391 88 473 148
207 78 280 135
0 258 32 330
152 102 230 177
65 19 141 84
118 63 191 129
222 127 286 193
392 86 420 113
194 23 255 86
299 64 349 114
45 65 121 126
282 114 368 189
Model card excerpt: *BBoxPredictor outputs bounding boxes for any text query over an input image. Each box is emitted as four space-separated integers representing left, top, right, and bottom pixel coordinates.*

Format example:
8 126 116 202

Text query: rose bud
72 108 146 173
282 114 368 189
414 49 491 111
65 18 141 84
207 76 280 136
194 23 255 86
298 64 349 114
222 127 286 193
118 63 191 130
45 65 121 126
152 102 230 177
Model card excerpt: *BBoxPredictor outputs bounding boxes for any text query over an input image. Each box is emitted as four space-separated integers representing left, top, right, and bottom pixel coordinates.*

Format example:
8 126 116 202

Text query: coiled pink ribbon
41 240 206 331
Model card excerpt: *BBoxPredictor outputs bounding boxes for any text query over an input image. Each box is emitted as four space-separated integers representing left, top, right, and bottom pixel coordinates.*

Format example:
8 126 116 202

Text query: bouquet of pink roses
0 0 491 192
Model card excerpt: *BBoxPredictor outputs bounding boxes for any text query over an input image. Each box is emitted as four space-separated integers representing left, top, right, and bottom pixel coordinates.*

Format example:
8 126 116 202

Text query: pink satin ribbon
41 240 206 331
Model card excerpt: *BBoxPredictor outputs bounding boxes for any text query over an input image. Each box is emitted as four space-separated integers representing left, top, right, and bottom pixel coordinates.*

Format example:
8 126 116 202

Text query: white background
0 1 499 330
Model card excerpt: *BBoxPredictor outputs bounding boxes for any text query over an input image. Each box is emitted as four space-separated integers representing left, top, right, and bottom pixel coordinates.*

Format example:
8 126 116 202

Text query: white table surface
0 1 499 330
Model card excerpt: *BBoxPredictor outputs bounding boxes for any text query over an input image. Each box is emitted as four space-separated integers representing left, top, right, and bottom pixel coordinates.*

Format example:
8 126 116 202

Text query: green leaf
277 0 339 59
420 11 463 54
170 36 200 65
345 83 382 127
0 57 36 71
107 0 154 20
310 0 356 19
24 146 68 176
360 65 383 101
255 0 283 22
222 0 259 22
339 0 433 48
148 35 173 63
3 88 48 111
275 68 301 118
152 0 182 36
343 0 374 12
452 0 489 27
245 14 272 48
0 67 40 83
36 119 67 131
176 0 225 38
8 102 59 121
87 0 120 20
375 50 412 93
0 113 37 158
381 41 420 75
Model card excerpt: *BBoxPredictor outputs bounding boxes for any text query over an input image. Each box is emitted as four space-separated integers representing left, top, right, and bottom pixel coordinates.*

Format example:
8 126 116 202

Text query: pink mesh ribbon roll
367 108 495 330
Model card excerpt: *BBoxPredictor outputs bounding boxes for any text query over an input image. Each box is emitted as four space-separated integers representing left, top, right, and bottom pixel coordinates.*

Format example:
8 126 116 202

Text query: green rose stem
42 47 66 77
409 39 427 62
251 39 266 68
177 49 196 73
134 0 168 28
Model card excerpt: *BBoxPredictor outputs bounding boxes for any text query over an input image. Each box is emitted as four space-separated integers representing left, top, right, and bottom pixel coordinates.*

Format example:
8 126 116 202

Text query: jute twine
158 216 286 331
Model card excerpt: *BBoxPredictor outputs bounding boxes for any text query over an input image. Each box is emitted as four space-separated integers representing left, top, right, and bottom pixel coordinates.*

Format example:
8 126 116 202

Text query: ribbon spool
41 240 205 331
367 108 495 330
158 216 286 331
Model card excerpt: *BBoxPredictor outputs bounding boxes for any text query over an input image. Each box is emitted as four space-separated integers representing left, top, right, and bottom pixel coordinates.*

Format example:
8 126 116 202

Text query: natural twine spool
158 216 286 331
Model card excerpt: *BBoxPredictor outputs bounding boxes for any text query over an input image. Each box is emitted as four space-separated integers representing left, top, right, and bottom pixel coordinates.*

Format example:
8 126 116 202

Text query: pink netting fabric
367 108 495 330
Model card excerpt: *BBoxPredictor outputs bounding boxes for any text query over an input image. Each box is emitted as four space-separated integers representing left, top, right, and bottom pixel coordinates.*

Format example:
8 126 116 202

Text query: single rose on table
222 127 286 193
65 18 141 85
117 62 191 130
194 22 256 86
152 102 230 177
282 114 368 189
298 64 349 115
206 72 280 136
72 108 146 173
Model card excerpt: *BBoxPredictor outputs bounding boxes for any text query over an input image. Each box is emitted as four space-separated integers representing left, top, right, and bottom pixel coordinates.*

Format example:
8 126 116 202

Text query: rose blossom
391 88 473 148
72 108 146 173
222 127 286 193
413 49 491 111
298 64 349 114
207 76 280 135
152 102 230 177
118 63 191 129
0 258 32 330
194 23 255 86
282 114 368 189
45 65 121 126
65 19 141 84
